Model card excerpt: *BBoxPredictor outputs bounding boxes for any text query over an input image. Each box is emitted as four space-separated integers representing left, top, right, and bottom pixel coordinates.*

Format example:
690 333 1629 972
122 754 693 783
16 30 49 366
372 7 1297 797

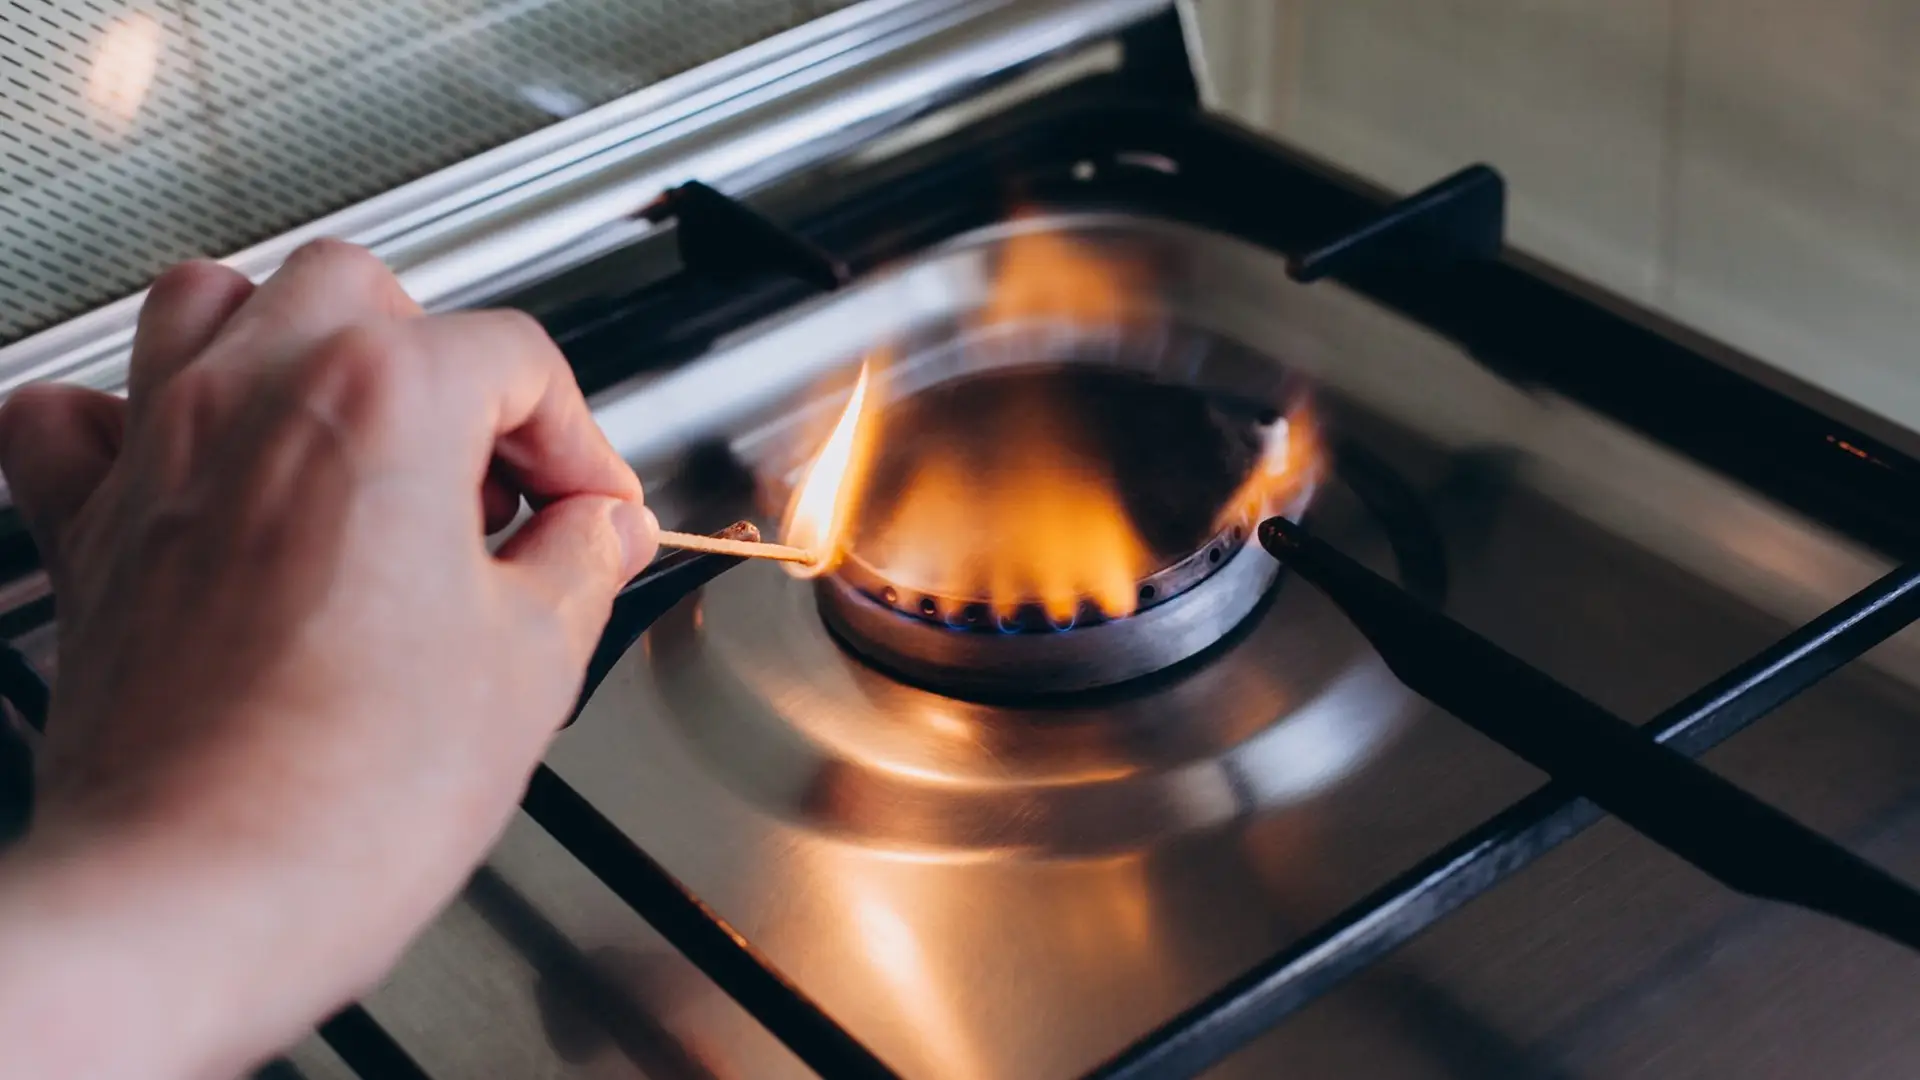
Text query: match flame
779 361 879 577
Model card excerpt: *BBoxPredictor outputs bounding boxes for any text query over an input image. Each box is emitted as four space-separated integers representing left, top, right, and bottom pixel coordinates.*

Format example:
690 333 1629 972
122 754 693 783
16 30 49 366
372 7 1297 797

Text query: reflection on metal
849 891 989 1079
817 539 1289 697
651 526 1412 856
85 12 162 131
540 210 1920 1077
599 210 1920 701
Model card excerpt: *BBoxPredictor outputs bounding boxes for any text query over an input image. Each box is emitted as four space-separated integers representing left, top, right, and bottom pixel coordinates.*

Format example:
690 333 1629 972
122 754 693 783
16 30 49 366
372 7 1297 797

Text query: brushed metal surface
533 215 1920 1079
22 212 1908 1078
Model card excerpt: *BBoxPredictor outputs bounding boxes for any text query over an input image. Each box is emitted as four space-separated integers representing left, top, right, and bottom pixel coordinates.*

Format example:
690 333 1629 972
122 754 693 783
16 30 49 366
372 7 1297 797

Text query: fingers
266 293 647 639
372 309 639 506
127 261 254 428
202 239 420 373
0 385 126 582
188 247 622 514
494 495 659 655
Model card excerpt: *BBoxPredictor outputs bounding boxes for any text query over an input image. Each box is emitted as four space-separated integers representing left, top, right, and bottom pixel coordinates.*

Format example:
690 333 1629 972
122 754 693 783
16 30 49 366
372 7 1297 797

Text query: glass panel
0 0 858 343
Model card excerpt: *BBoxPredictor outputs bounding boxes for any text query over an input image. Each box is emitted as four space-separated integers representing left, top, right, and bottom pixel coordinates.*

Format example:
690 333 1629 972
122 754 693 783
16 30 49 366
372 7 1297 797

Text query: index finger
378 309 639 506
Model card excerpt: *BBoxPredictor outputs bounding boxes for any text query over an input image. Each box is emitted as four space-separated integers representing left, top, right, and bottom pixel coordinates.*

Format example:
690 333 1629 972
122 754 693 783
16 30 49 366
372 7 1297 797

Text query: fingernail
612 501 659 576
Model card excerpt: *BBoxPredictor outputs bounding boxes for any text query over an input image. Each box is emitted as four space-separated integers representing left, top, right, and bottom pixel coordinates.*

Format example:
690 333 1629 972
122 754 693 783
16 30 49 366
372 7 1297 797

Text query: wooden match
655 529 818 566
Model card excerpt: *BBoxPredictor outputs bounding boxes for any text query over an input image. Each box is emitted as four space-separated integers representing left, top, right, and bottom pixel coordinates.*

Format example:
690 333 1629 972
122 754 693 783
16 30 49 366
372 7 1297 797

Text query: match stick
656 529 817 566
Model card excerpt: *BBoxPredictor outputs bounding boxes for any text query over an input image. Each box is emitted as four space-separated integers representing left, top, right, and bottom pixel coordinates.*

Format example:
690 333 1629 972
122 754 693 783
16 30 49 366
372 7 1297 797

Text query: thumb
0 385 125 583
496 495 658 652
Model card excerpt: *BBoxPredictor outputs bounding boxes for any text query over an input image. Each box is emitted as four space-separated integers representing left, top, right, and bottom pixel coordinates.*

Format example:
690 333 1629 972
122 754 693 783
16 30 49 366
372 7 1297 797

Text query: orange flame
850 227 1157 621
779 361 879 577
978 224 1155 328
1216 402 1323 531
859 427 1151 622
778 226 1314 623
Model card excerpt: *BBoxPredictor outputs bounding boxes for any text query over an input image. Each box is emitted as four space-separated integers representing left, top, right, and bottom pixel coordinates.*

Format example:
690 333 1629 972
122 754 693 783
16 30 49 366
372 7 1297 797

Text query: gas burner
815 362 1319 695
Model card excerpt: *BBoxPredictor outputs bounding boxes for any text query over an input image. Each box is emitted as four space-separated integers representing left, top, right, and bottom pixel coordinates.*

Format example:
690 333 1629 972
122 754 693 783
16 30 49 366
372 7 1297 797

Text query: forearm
0 823 344 1080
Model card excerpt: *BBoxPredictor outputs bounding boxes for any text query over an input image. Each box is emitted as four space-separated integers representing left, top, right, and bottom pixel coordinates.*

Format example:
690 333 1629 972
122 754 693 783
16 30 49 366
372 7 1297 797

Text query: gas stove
5 3 1920 1079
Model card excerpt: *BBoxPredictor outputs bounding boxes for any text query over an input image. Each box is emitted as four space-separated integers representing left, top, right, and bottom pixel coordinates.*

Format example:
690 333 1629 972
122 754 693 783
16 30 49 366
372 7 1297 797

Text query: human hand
0 240 657 1078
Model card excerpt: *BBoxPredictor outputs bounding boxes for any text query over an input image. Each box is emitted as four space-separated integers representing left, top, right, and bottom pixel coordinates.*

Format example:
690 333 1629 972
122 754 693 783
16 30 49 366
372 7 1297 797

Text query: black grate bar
1652 560 1920 758
520 765 903 1080
1086 541 1920 1080
567 536 748 728
0 641 49 733
1286 164 1504 284
1261 516 1920 944
317 1003 432 1080
648 181 851 291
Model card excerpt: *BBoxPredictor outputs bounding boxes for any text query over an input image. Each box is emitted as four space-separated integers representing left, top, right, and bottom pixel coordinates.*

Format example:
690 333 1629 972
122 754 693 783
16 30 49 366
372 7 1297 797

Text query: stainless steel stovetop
3 4 1919 1079
338 212 1920 1079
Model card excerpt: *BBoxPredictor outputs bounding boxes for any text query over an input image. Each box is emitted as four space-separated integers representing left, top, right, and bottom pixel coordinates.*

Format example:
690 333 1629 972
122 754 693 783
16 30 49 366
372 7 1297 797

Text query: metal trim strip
0 0 1167 402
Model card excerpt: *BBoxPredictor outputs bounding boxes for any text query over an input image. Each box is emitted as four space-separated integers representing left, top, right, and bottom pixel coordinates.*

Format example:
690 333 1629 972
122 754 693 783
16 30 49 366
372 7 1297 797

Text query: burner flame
978 222 1153 328
779 360 879 577
1216 403 1323 533
863 419 1152 623
866 226 1159 622
779 224 1318 625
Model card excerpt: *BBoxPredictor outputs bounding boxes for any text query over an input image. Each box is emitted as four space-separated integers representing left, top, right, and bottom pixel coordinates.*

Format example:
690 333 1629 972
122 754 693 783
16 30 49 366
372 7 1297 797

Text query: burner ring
816 459 1315 696
803 342 1320 697
829 517 1253 633
815 530 1286 696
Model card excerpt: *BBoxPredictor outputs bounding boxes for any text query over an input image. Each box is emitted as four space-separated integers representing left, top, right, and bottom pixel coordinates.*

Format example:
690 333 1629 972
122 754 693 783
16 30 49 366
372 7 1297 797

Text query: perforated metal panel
0 0 858 344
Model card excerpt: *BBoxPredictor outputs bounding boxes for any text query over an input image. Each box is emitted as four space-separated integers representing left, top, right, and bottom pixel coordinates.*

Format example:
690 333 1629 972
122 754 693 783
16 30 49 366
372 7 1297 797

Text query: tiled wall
1192 0 1920 435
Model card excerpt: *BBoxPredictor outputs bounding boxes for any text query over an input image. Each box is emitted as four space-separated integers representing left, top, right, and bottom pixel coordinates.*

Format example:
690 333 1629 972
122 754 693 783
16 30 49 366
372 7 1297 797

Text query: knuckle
284 239 404 303
146 259 237 306
0 393 45 458
0 384 94 453
494 306 550 345
1 382 76 423
297 325 415 431
286 236 376 272
485 308 563 371
150 365 216 421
